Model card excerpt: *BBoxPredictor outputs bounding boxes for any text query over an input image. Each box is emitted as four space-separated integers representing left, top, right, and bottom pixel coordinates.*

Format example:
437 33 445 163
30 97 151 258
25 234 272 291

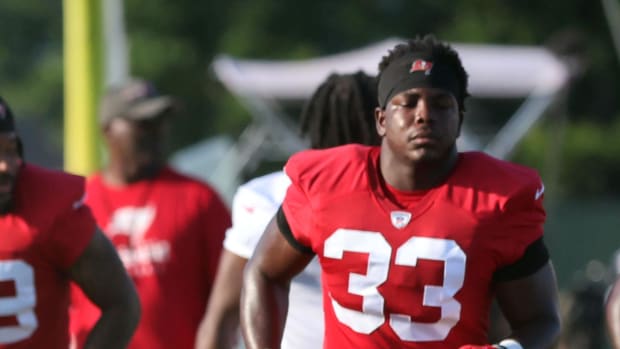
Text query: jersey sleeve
495 174 547 268
224 186 280 259
45 190 97 269
280 153 315 251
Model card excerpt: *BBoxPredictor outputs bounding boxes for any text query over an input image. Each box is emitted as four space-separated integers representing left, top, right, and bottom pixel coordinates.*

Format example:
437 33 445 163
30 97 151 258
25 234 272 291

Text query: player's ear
101 119 113 135
375 107 386 137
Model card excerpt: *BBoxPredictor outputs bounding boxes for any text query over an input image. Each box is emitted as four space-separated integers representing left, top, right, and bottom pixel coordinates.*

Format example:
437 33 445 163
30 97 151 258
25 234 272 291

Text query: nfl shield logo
390 211 412 229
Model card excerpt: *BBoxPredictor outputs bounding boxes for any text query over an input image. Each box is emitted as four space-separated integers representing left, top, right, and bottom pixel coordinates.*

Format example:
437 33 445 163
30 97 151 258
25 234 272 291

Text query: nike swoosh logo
534 184 545 200
72 193 87 209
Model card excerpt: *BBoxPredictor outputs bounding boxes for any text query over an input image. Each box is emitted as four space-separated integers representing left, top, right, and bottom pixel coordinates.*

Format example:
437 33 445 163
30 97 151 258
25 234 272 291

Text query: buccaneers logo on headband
409 59 433 75
378 53 461 108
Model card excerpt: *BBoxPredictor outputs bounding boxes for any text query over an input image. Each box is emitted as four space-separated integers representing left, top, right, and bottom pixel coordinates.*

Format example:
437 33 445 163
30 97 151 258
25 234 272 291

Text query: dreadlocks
299 71 381 149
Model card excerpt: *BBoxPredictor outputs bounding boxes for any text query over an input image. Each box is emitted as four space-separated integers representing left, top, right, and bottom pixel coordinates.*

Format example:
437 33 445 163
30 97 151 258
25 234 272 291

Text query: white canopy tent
172 38 570 202
213 38 568 100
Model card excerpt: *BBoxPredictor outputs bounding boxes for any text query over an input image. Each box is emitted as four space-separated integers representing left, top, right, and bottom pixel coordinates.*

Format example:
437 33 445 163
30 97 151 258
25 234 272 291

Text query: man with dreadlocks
0 96 140 348
241 35 561 349
196 71 380 349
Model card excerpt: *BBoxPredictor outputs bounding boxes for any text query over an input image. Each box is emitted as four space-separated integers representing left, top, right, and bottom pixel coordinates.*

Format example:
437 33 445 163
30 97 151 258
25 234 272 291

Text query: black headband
377 53 461 108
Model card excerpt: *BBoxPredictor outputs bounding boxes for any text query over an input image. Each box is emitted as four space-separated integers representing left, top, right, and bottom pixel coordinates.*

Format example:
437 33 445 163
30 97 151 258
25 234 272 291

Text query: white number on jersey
324 229 466 342
0 260 38 343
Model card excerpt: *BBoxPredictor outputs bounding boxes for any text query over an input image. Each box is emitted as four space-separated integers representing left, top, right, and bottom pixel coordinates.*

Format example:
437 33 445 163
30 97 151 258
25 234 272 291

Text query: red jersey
0 164 95 348
282 145 545 349
70 166 230 349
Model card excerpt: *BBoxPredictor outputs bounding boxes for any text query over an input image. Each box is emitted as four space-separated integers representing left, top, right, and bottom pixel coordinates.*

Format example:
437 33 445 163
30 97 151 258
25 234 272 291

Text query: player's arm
606 277 620 348
195 249 247 349
493 257 561 349
241 214 314 349
478 179 560 349
193 189 233 349
68 227 141 349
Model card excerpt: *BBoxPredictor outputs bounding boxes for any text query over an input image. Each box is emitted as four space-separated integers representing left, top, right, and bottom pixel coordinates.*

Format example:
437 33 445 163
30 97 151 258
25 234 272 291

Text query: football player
197 71 380 349
0 96 140 348
69 79 231 349
241 35 560 349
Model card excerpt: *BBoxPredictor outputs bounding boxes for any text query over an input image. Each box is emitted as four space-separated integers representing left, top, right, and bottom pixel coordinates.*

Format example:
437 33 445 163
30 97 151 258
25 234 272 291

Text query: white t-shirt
224 171 324 349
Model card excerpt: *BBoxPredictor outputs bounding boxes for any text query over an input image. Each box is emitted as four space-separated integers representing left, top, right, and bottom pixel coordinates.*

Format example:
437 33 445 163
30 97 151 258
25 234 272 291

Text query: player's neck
380 148 458 191
102 161 163 187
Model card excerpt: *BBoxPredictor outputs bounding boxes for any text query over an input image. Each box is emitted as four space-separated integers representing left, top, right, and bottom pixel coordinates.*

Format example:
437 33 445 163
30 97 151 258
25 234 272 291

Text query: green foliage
0 0 619 197
0 1 63 120
559 118 620 197
513 115 620 198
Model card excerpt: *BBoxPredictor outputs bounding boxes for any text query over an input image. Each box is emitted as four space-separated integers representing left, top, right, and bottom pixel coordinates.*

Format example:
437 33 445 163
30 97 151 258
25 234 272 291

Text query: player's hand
458 345 497 349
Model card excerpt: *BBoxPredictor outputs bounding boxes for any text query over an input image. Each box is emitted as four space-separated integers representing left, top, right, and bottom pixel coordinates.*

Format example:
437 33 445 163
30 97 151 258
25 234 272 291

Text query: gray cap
99 79 176 124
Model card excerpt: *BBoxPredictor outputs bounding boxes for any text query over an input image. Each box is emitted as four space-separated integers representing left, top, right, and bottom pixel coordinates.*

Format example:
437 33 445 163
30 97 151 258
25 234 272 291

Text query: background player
240 35 560 349
69 79 231 349
196 71 380 349
0 96 140 348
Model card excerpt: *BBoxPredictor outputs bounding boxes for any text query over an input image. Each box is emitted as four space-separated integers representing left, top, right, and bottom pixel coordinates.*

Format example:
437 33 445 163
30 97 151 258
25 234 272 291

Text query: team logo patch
409 59 433 75
390 211 412 229
106 205 156 245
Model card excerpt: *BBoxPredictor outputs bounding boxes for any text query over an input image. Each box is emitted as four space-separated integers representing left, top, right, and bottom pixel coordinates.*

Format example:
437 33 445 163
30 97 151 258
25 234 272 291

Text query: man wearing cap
0 96 140 348
241 36 560 349
70 79 231 349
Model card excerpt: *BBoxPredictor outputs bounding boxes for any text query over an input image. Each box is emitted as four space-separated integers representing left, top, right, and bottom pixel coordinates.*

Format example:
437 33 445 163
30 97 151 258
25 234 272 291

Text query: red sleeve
201 187 231 284
495 175 546 267
281 153 315 249
45 194 97 269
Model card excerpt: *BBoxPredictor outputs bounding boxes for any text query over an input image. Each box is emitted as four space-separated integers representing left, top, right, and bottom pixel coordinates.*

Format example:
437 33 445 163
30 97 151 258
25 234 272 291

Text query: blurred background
1 0 619 347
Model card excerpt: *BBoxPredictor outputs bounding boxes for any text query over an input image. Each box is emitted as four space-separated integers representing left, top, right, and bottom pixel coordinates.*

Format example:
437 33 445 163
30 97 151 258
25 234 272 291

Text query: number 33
324 229 466 342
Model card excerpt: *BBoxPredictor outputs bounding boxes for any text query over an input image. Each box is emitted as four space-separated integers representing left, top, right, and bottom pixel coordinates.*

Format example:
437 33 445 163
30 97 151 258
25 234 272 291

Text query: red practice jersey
0 164 95 348
281 145 546 349
70 166 230 349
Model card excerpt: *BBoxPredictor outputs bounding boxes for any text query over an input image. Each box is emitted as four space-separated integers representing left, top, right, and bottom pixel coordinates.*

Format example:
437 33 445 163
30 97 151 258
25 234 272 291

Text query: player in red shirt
0 97 140 348
197 71 381 349
69 79 231 349
241 35 561 349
